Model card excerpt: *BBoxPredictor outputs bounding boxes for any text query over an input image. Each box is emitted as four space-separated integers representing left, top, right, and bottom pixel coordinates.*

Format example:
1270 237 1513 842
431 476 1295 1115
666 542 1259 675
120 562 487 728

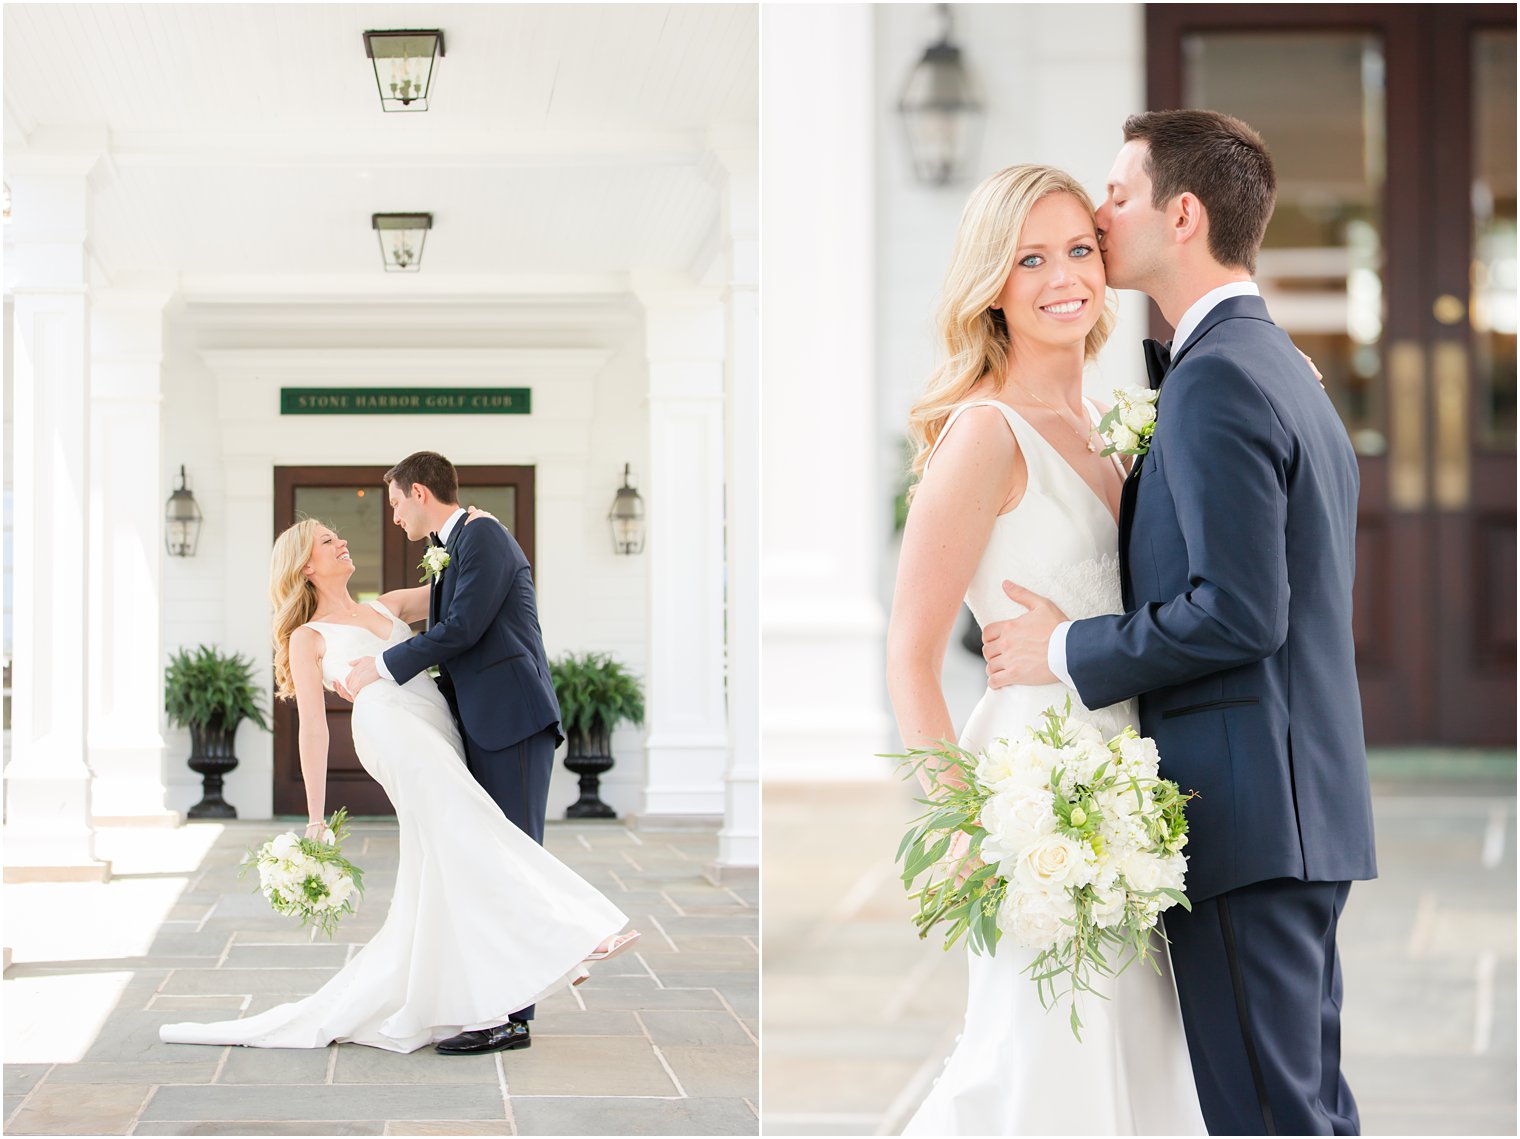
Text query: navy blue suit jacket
1065 296 1377 900
383 517 562 753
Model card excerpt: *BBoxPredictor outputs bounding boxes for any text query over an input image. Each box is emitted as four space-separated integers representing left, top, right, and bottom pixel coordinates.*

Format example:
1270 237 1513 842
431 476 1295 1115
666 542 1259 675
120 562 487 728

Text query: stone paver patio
762 762 1517 1136
3 820 757 1136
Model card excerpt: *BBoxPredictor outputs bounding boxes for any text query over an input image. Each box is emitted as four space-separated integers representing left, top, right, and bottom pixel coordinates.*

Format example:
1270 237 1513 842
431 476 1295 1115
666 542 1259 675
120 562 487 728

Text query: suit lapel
1116 294 1275 605
1117 454 1143 607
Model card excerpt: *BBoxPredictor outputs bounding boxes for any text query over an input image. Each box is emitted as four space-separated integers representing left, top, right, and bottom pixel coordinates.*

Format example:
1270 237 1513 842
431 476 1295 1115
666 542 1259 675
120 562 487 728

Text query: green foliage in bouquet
549 652 646 738
895 739 1006 954
164 645 271 734
239 808 366 940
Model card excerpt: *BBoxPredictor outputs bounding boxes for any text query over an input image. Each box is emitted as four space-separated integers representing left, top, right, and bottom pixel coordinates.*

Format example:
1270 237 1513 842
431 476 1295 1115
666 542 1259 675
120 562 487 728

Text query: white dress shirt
376 507 466 682
1045 282 1260 692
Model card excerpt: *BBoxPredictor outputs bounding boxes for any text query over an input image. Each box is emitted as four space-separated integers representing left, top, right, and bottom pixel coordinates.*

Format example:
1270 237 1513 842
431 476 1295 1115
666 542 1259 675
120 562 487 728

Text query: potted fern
549 651 646 819
165 646 271 820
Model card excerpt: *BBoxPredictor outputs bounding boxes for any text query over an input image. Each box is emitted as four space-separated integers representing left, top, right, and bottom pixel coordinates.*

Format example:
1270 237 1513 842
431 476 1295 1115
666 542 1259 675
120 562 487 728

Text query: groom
982 111 1377 1135
342 449 563 1055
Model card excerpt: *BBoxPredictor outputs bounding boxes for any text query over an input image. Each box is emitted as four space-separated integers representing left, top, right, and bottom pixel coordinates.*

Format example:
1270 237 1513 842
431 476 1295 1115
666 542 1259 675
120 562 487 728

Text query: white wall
157 303 654 822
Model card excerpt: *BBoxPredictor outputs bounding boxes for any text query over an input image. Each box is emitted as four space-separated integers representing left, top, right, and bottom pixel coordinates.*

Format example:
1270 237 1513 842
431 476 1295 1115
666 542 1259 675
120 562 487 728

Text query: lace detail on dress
1014 551 1123 623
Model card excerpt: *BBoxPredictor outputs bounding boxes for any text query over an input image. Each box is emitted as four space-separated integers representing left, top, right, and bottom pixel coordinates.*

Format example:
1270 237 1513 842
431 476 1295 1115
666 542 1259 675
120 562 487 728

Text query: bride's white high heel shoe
584 930 641 963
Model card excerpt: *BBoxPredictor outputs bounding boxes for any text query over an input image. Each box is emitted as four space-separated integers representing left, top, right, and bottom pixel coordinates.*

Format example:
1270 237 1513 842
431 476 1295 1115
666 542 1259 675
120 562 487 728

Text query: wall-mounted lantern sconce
897 4 984 186
165 465 204 557
372 213 432 272
363 29 445 112
608 464 646 555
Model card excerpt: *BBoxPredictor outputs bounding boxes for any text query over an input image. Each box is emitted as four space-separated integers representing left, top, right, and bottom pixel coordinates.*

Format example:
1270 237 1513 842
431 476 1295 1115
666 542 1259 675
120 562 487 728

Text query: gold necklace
1009 381 1097 453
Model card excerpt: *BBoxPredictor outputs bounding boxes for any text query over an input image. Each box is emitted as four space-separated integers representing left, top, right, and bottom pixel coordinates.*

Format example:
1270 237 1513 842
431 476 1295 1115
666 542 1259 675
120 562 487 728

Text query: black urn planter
187 719 240 819
563 723 617 819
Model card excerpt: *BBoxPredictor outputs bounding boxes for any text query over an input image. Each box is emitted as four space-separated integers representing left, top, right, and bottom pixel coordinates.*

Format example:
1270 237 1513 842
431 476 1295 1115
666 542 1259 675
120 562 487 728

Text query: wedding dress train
160 599 627 1054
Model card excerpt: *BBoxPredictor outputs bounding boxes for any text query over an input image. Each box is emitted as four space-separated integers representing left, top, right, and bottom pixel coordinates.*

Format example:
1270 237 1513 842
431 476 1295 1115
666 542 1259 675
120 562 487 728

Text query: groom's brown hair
384 451 459 505
1123 109 1276 274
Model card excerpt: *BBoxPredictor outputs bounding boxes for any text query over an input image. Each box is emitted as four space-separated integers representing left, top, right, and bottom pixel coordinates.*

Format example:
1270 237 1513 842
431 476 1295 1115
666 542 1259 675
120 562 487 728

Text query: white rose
998 739 1061 792
1118 735 1161 780
1066 718 1106 748
1067 740 1113 786
975 738 1020 791
321 827 337 846
1110 424 1140 452
981 787 1058 866
269 833 300 859
1134 387 1160 404
1121 401 1157 431
1089 880 1127 928
998 885 1076 950
1121 850 1166 894
1013 833 1095 891
1156 853 1187 895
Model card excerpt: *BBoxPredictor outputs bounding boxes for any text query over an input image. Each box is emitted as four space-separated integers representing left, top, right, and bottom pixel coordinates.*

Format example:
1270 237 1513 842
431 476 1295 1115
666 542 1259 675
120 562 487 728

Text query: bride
886 165 1206 1134
160 517 637 1054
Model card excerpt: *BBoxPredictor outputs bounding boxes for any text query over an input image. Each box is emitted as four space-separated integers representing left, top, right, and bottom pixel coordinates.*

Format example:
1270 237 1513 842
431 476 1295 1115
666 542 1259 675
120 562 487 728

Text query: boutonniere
418 545 450 585
1096 387 1160 458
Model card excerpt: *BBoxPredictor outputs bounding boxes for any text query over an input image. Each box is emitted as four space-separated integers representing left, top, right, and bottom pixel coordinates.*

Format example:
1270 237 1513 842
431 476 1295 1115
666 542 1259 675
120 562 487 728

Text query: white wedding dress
160 599 628 1054
901 400 1206 1136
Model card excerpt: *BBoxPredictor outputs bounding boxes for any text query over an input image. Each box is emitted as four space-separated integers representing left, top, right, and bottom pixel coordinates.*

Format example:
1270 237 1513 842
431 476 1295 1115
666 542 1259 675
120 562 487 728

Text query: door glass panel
1184 33 1388 455
1472 28 1517 449
460 486 518 538
293 487 384 601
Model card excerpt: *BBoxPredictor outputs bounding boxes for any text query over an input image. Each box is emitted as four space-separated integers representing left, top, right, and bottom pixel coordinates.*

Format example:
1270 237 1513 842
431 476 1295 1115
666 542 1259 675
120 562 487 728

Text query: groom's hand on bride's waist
982 582 1064 689
340 656 382 700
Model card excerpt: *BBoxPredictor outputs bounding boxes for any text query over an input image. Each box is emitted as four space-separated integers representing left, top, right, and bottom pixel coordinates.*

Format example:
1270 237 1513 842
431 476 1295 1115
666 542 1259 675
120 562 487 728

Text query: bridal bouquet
240 807 365 939
894 701 1194 1038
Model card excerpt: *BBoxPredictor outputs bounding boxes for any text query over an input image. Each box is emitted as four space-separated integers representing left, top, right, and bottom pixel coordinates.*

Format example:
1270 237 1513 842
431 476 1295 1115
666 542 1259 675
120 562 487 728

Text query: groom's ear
1171 192 1206 245
409 482 431 506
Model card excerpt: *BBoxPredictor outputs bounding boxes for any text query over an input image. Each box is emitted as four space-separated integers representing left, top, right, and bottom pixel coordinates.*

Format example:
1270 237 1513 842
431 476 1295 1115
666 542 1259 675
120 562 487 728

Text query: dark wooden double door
272 466 536 817
1150 5 1516 744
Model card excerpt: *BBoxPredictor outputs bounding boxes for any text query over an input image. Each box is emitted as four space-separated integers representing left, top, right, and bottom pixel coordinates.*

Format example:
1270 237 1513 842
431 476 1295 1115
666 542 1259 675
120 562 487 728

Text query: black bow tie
428 531 442 548
1143 338 1173 391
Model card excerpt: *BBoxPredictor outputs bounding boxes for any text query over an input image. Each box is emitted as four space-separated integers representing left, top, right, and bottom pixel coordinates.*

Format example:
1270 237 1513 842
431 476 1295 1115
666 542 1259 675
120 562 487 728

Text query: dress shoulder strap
923 400 1021 474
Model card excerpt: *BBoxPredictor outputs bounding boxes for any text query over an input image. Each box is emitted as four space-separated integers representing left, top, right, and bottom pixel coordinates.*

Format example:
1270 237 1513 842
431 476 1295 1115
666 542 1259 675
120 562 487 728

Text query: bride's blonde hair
270 518 327 700
906 165 1117 492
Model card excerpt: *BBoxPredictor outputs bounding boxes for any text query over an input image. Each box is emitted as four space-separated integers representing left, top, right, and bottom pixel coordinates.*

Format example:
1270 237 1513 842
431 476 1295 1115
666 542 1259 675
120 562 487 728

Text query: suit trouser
460 724 559 1022
1166 877 1359 1136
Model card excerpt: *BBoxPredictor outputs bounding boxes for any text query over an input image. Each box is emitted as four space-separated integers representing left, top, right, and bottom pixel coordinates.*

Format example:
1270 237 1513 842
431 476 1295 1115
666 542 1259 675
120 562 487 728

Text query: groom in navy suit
982 111 1377 1134
343 450 563 1055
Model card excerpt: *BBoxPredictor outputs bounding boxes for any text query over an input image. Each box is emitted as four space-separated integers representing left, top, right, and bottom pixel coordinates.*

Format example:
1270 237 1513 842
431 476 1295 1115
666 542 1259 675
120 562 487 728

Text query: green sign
280 388 531 415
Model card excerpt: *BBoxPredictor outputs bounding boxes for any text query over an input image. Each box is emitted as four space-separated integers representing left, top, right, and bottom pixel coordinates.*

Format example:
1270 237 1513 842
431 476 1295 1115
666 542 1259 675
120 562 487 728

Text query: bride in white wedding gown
160 518 631 1054
887 166 1206 1134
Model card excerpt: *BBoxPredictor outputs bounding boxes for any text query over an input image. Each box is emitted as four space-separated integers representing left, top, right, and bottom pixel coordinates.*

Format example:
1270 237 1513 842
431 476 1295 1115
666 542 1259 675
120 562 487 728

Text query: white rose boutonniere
1097 387 1160 458
418 545 451 585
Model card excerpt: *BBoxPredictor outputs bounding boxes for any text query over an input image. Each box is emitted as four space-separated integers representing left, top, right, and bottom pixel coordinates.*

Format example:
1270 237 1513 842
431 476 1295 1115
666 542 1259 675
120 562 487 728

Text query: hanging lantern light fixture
897 4 984 186
165 466 204 557
362 30 445 112
372 213 432 272
607 464 646 556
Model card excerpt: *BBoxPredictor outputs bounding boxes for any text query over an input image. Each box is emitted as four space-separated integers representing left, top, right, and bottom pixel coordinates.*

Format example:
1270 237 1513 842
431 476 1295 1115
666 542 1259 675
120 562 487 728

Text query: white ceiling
3 4 758 292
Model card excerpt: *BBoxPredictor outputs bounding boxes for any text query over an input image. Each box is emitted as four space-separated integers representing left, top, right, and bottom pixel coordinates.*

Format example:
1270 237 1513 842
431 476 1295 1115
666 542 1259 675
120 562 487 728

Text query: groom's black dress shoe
435 1020 530 1055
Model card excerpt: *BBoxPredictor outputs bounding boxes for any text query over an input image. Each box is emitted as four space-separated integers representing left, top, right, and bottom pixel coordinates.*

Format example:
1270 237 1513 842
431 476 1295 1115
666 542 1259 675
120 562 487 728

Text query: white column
2 161 111 880
217 455 276 820
637 284 729 819
87 294 178 825
711 140 760 871
762 5 893 780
